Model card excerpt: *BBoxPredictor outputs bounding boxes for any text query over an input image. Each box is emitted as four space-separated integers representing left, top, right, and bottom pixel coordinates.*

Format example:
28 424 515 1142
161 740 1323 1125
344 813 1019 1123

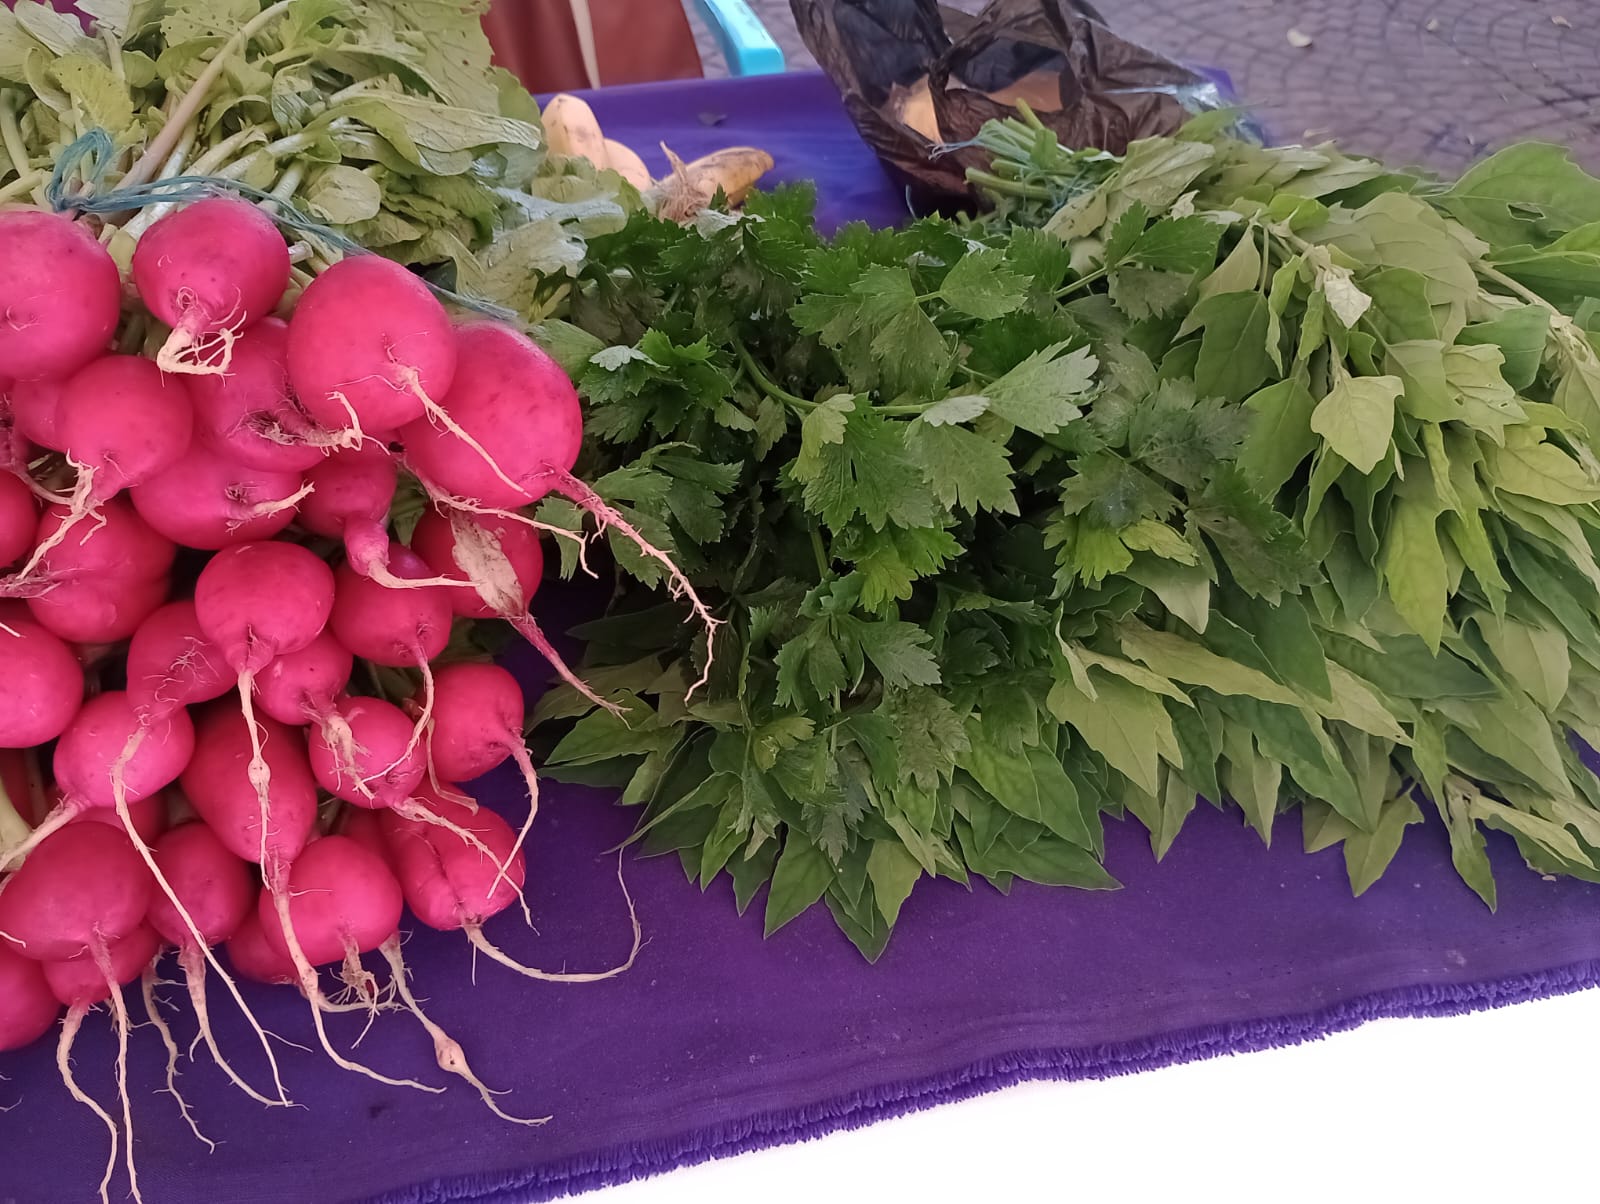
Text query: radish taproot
148 821 286 1108
46 924 164 1204
133 197 291 377
0 211 123 382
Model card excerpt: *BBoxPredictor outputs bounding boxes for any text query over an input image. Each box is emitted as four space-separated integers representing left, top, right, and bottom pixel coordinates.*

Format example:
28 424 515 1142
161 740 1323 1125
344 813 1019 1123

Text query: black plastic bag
790 0 1225 206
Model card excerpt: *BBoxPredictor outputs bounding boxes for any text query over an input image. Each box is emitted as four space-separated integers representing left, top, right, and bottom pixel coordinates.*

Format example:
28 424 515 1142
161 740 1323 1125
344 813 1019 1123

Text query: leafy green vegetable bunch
531 113 1600 960
0 0 623 307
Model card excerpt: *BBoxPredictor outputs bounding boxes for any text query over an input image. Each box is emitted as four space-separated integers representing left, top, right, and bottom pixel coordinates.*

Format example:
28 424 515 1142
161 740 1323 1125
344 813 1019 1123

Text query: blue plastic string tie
47 128 518 322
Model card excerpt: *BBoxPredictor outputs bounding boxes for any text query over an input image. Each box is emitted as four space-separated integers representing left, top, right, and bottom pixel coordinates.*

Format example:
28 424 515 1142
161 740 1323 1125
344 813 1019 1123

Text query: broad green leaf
905 420 1018 515
866 840 922 928
1238 378 1317 495
958 733 1094 849
1192 291 1273 403
996 829 1120 890
1484 442 1600 505
1047 672 1175 797
1110 138 1215 219
1470 797 1590 865
1381 497 1448 652
304 163 383 224
1222 723 1282 842
1444 142 1600 246
1473 613 1570 709
1319 663 1408 742
1126 557 1211 633
1457 305 1549 391
1435 782 1497 910
1118 621 1299 705
1066 645 1193 704
1246 594 1331 699
1344 795 1423 895
1310 374 1401 473
1188 226 1261 316
1303 799 1360 853
764 835 835 936
939 248 1030 319
1385 341 1463 423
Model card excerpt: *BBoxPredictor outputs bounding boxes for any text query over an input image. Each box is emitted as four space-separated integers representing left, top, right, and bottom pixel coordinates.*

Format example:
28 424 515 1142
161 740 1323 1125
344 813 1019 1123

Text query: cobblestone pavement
692 0 1600 173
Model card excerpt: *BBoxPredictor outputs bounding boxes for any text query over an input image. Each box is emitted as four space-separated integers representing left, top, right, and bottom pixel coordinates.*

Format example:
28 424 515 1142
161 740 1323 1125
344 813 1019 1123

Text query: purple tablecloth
4 72 1600 1204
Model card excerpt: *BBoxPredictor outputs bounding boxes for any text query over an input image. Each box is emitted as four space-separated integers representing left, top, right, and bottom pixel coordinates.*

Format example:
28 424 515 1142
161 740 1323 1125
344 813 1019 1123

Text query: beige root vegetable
541 94 606 164
646 145 775 222
602 138 651 190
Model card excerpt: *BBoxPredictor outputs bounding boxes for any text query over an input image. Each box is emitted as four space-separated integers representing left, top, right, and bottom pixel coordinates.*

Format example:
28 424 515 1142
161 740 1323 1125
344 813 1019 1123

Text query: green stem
120 0 295 189
810 528 831 580
965 168 1056 200
0 169 42 204
0 95 46 207
1055 265 1109 298
735 340 813 411
0 771 31 852
103 32 126 82
1477 262 1560 316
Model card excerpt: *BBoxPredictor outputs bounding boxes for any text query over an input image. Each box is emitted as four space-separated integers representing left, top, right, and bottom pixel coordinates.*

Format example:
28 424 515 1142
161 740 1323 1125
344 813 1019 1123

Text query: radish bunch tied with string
0 188 698 1204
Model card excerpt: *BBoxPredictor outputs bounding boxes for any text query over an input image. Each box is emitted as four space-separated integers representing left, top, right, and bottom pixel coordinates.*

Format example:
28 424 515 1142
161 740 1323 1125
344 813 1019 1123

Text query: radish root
141 965 216 1152
466 855 642 983
266 875 442 1094
180 944 288 1108
378 936 550 1126
545 468 722 698
59 1004 119 1204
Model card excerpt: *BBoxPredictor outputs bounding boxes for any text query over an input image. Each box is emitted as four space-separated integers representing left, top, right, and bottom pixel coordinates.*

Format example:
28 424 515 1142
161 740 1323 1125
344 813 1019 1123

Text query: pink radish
253 630 353 727
382 784 640 985
225 911 296 986
194 540 335 867
187 318 327 472
0 470 36 568
16 354 196 577
54 355 196 496
299 444 469 592
382 788 526 931
133 197 291 376
424 662 542 889
42 924 163 1009
15 496 176 644
0 603 84 748
75 791 167 846
0 942 59 1052
411 507 610 714
308 695 425 807
131 441 310 550
45 923 163 1204
400 322 580 508
126 601 233 721
180 704 318 869
4 376 64 451
147 823 256 953
254 822 544 1124
286 255 457 436
400 322 718 691
411 508 544 621
329 547 452 758
0 211 122 381
0 823 153 961
256 835 403 968
0 691 193 869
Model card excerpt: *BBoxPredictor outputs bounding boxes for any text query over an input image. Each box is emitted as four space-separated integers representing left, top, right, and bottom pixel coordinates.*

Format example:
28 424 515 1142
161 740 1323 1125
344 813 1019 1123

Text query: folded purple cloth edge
371 955 1600 1204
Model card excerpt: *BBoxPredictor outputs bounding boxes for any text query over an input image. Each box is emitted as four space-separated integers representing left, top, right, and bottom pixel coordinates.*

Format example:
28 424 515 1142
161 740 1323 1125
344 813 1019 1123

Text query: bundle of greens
0 0 622 308
535 111 1600 959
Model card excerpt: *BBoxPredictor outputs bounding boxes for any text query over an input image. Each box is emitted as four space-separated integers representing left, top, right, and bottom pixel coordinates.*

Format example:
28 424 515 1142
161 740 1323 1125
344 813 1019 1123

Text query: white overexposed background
597 989 1598 1202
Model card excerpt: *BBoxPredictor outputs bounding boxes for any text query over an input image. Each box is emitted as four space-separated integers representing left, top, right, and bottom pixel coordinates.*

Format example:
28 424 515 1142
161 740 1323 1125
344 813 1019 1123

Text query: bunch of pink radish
0 197 696 1204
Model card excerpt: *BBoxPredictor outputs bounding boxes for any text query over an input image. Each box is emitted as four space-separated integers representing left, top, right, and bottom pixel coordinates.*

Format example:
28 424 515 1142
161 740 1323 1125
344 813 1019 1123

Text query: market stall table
3 70 1600 1204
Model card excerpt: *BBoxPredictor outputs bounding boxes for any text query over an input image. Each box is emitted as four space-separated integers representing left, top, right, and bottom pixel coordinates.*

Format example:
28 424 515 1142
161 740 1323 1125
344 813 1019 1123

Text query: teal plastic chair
691 0 786 76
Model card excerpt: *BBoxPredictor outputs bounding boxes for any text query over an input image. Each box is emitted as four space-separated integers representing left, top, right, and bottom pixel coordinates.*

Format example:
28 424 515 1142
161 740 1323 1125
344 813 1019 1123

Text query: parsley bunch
534 115 1600 960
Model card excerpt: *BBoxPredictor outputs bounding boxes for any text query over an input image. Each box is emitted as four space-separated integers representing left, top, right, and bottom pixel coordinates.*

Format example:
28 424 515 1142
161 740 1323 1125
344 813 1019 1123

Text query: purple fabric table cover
5 71 1600 1204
